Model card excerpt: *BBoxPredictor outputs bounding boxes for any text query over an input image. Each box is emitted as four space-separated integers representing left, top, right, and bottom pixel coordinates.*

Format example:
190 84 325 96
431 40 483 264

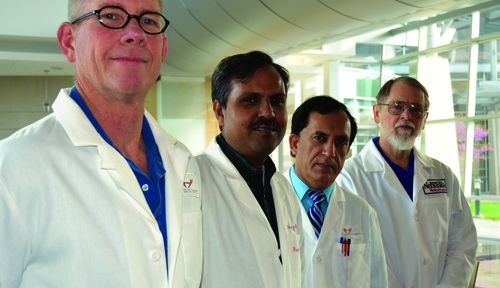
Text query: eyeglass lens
387 101 426 118
99 6 167 34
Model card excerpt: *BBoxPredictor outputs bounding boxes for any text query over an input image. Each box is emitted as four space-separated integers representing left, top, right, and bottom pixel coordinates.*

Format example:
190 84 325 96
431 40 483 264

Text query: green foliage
470 202 500 220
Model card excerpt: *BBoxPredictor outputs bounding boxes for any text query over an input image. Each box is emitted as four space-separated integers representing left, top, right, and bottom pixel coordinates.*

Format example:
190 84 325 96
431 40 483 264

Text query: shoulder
0 115 60 162
416 150 457 179
337 185 375 212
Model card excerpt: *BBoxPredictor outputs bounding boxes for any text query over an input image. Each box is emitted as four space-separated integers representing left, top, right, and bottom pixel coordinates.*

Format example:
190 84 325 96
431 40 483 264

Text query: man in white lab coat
0 0 202 287
337 77 478 288
285 96 387 288
196 51 304 288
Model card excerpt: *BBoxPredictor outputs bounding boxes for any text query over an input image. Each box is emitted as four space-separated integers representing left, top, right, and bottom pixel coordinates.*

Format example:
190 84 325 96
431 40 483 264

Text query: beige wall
0 76 74 140
0 76 160 141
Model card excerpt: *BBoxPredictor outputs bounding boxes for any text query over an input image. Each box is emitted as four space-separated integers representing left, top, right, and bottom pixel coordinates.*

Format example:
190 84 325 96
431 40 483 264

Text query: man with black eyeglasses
337 76 478 288
0 0 202 287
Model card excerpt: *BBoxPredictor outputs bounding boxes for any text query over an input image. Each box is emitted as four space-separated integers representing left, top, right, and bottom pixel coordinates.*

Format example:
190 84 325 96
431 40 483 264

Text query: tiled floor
474 219 500 288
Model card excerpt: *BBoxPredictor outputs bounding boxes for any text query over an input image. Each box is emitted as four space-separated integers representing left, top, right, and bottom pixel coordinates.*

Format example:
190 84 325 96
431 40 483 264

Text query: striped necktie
306 189 326 238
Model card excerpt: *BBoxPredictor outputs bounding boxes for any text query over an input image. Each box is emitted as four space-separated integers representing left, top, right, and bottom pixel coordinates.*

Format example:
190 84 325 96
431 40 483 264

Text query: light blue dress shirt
288 164 333 215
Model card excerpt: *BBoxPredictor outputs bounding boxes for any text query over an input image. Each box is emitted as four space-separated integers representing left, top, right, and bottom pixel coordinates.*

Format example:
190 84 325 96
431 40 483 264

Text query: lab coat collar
359 139 386 172
318 183 345 242
205 137 285 242
52 88 156 224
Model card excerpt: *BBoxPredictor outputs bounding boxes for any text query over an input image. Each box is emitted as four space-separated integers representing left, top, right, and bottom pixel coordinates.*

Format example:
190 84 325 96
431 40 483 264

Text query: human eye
410 104 425 117
241 97 257 104
313 134 326 142
271 96 286 106
335 138 348 147
141 14 160 27
390 102 405 113
101 8 121 20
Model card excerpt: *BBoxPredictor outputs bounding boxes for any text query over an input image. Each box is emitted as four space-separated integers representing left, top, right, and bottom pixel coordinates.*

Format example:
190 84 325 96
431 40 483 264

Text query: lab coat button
414 216 418 221
316 256 322 262
150 251 161 262
142 184 149 191
422 259 428 265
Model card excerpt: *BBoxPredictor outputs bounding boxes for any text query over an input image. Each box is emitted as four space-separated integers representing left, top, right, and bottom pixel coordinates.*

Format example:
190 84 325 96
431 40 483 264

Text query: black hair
291 95 357 147
211 50 290 108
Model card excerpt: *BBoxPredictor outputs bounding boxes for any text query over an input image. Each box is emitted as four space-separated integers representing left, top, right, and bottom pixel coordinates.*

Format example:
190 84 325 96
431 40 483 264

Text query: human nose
322 142 336 158
259 100 275 118
399 104 412 120
121 18 147 45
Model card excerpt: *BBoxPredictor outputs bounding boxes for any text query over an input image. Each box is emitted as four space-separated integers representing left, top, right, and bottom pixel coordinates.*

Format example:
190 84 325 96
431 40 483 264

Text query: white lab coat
196 138 304 288
284 168 388 288
0 88 202 288
336 139 478 288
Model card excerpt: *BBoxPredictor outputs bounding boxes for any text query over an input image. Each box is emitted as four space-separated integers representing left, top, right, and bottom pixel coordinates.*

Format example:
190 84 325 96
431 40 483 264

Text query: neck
77 85 149 174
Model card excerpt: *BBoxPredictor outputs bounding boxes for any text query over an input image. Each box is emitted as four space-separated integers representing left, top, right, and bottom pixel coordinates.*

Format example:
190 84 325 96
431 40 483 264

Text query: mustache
395 120 415 129
251 117 278 130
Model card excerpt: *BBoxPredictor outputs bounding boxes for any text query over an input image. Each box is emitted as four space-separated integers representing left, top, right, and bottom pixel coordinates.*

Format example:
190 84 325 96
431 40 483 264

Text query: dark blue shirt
69 87 168 267
373 136 415 201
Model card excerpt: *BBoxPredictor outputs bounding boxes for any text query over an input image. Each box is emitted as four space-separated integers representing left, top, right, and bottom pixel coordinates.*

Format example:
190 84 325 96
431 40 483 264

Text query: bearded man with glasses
337 76 478 288
0 0 202 287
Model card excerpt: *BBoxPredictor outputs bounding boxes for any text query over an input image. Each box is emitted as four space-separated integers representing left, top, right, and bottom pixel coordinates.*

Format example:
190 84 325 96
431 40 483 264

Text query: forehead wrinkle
102 1 162 14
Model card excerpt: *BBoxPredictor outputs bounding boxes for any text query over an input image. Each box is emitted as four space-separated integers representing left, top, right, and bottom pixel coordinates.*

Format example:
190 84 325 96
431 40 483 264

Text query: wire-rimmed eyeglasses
378 101 428 119
71 6 170 35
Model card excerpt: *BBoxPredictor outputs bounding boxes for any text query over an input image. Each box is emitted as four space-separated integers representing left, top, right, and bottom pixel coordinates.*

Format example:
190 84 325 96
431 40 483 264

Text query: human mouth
112 56 147 63
395 121 415 130
316 162 334 170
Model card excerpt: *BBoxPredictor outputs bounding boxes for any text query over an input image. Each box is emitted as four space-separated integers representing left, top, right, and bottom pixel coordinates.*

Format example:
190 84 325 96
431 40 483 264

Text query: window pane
476 41 500 114
424 15 472 49
383 29 419 59
435 47 470 117
479 6 500 37
354 43 382 61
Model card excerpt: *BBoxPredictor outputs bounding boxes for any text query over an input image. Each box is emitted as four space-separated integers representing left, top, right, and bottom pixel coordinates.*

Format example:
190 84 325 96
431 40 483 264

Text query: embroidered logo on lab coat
342 227 362 238
183 173 199 197
422 179 447 194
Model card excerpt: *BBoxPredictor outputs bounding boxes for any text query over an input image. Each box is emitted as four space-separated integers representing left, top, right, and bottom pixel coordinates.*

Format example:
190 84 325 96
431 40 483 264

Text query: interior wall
0 76 74 140
159 79 208 155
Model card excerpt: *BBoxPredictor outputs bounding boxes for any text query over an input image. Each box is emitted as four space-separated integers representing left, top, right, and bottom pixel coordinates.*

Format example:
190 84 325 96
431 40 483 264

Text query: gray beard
381 124 416 150
387 133 415 150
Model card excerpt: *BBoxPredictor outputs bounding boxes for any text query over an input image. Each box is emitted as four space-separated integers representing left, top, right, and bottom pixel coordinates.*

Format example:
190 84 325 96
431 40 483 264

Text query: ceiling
1 0 499 78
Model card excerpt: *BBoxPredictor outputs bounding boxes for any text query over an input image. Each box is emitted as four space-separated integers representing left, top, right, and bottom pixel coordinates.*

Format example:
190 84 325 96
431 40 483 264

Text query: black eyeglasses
378 101 428 119
71 6 170 35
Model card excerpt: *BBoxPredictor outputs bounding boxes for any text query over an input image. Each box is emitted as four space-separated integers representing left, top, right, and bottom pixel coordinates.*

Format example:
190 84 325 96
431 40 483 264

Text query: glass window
479 6 500 37
476 41 500 114
423 15 472 49
353 43 382 61
436 47 470 117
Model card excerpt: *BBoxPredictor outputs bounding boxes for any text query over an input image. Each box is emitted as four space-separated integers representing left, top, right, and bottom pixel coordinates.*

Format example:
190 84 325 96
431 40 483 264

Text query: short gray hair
67 0 164 22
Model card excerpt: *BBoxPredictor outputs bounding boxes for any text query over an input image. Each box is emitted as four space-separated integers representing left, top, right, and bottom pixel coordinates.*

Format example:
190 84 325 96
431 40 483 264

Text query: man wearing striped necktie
285 96 388 288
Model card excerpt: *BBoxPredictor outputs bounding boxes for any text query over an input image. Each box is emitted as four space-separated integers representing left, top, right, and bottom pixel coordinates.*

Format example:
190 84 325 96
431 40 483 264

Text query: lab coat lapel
207 139 270 221
320 185 343 243
145 112 191 281
362 140 412 200
237 183 268 220
53 88 156 224
412 148 433 201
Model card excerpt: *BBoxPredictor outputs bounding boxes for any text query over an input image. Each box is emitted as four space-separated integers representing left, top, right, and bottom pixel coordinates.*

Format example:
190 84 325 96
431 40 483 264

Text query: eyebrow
313 131 328 136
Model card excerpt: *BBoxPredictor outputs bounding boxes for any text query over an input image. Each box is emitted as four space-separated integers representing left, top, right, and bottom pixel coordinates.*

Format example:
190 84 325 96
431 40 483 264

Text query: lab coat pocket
334 242 370 288
181 210 202 287
285 234 302 288
420 196 449 241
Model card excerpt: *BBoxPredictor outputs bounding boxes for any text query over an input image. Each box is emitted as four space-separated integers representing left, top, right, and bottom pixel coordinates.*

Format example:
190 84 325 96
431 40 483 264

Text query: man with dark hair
337 77 478 287
286 95 387 287
196 50 304 288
